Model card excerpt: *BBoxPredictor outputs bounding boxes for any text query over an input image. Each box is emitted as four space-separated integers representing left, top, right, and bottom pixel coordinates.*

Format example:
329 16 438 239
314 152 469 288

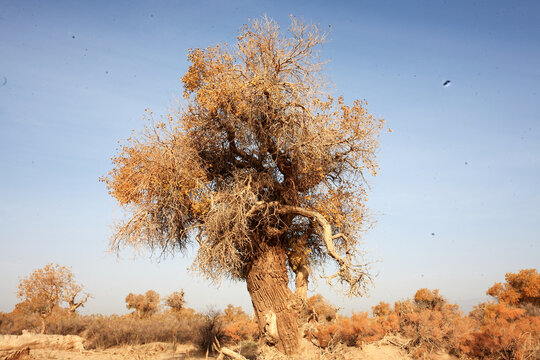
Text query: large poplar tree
104 16 384 355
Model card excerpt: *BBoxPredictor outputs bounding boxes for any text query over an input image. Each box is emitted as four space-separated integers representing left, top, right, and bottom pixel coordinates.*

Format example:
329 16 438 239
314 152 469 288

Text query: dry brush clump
221 305 259 345
307 312 385 349
304 270 540 360
83 313 204 349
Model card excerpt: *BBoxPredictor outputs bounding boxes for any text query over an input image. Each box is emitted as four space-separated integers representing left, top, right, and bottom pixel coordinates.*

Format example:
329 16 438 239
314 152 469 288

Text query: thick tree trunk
246 245 300 355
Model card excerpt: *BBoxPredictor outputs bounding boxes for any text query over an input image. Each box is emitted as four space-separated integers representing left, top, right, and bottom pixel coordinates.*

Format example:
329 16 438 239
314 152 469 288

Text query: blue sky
1 0 539 315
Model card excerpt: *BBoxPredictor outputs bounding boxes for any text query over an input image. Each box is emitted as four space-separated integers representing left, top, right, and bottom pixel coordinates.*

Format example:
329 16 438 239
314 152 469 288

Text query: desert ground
0 333 462 360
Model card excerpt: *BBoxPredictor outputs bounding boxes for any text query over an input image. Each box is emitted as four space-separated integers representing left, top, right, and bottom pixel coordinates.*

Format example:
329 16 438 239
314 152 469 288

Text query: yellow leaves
105 16 383 288
487 269 540 306
17 264 87 317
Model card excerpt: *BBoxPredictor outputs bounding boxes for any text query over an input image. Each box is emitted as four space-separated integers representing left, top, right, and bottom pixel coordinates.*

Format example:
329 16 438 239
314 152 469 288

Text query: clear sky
1 0 539 316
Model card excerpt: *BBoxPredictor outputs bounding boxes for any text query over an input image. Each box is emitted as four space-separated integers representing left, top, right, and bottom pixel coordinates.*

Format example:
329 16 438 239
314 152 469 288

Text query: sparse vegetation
305 271 540 360
3 266 539 358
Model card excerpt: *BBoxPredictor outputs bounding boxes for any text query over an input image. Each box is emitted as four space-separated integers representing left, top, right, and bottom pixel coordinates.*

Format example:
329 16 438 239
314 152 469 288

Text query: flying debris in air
443 80 451 87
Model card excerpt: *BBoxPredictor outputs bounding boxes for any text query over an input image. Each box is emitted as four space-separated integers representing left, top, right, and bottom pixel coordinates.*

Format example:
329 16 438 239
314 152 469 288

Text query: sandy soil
1 337 459 360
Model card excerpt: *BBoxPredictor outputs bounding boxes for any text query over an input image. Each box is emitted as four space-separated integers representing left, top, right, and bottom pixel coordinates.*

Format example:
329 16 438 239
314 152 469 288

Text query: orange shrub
372 301 399 333
396 291 474 359
466 302 540 360
414 288 446 310
487 269 540 307
220 305 258 344
310 312 385 348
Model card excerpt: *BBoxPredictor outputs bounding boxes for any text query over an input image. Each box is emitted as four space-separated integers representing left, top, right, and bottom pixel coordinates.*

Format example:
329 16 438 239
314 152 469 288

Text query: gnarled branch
246 202 371 297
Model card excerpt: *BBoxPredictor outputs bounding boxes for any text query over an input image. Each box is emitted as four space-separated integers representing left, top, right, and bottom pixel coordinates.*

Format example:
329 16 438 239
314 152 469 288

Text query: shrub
196 309 226 354
84 313 204 349
221 305 258 344
466 302 540 360
310 312 385 348
413 288 446 310
396 292 473 359
307 294 338 323
372 302 399 333
487 269 540 307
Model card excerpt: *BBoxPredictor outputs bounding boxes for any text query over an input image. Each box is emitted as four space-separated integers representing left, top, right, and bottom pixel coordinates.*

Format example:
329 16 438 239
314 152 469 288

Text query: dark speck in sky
431 233 435 236
1 77 6 86
465 161 468 165
443 80 451 87
72 35 75 39
105 71 109 74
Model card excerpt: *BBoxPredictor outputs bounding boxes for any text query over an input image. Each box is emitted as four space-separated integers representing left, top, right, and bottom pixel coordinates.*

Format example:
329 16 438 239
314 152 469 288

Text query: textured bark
294 265 310 322
294 266 309 302
246 245 300 355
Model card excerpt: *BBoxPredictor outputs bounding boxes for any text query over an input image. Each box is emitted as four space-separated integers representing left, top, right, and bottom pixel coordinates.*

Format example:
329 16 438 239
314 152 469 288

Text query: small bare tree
125 290 160 318
16 264 90 333
104 16 384 355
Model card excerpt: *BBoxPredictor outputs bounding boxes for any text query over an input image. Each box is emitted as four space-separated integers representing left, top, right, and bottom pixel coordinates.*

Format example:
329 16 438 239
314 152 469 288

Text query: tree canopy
104 16 382 295
16 263 90 333
487 269 540 307
125 290 160 319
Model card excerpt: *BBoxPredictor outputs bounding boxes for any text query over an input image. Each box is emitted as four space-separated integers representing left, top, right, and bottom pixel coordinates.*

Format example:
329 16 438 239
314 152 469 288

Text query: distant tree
372 301 393 317
307 294 338 322
222 304 249 324
16 263 90 333
103 16 383 355
487 268 540 307
413 288 447 310
165 290 185 313
125 290 160 318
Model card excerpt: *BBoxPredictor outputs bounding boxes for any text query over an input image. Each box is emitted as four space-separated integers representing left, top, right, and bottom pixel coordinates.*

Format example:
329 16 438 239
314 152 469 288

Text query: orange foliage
413 288 446 310
220 305 258 344
310 312 385 348
16 264 89 334
466 302 540 360
372 301 399 333
103 16 383 299
487 269 540 307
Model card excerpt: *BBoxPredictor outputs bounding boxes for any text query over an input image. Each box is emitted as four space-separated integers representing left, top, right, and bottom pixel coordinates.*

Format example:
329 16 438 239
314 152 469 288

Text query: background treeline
0 299 258 353
1 268 538 360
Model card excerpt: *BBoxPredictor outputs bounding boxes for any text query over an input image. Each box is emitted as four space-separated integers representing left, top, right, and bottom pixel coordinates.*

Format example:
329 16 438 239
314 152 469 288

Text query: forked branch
247 201 370 297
